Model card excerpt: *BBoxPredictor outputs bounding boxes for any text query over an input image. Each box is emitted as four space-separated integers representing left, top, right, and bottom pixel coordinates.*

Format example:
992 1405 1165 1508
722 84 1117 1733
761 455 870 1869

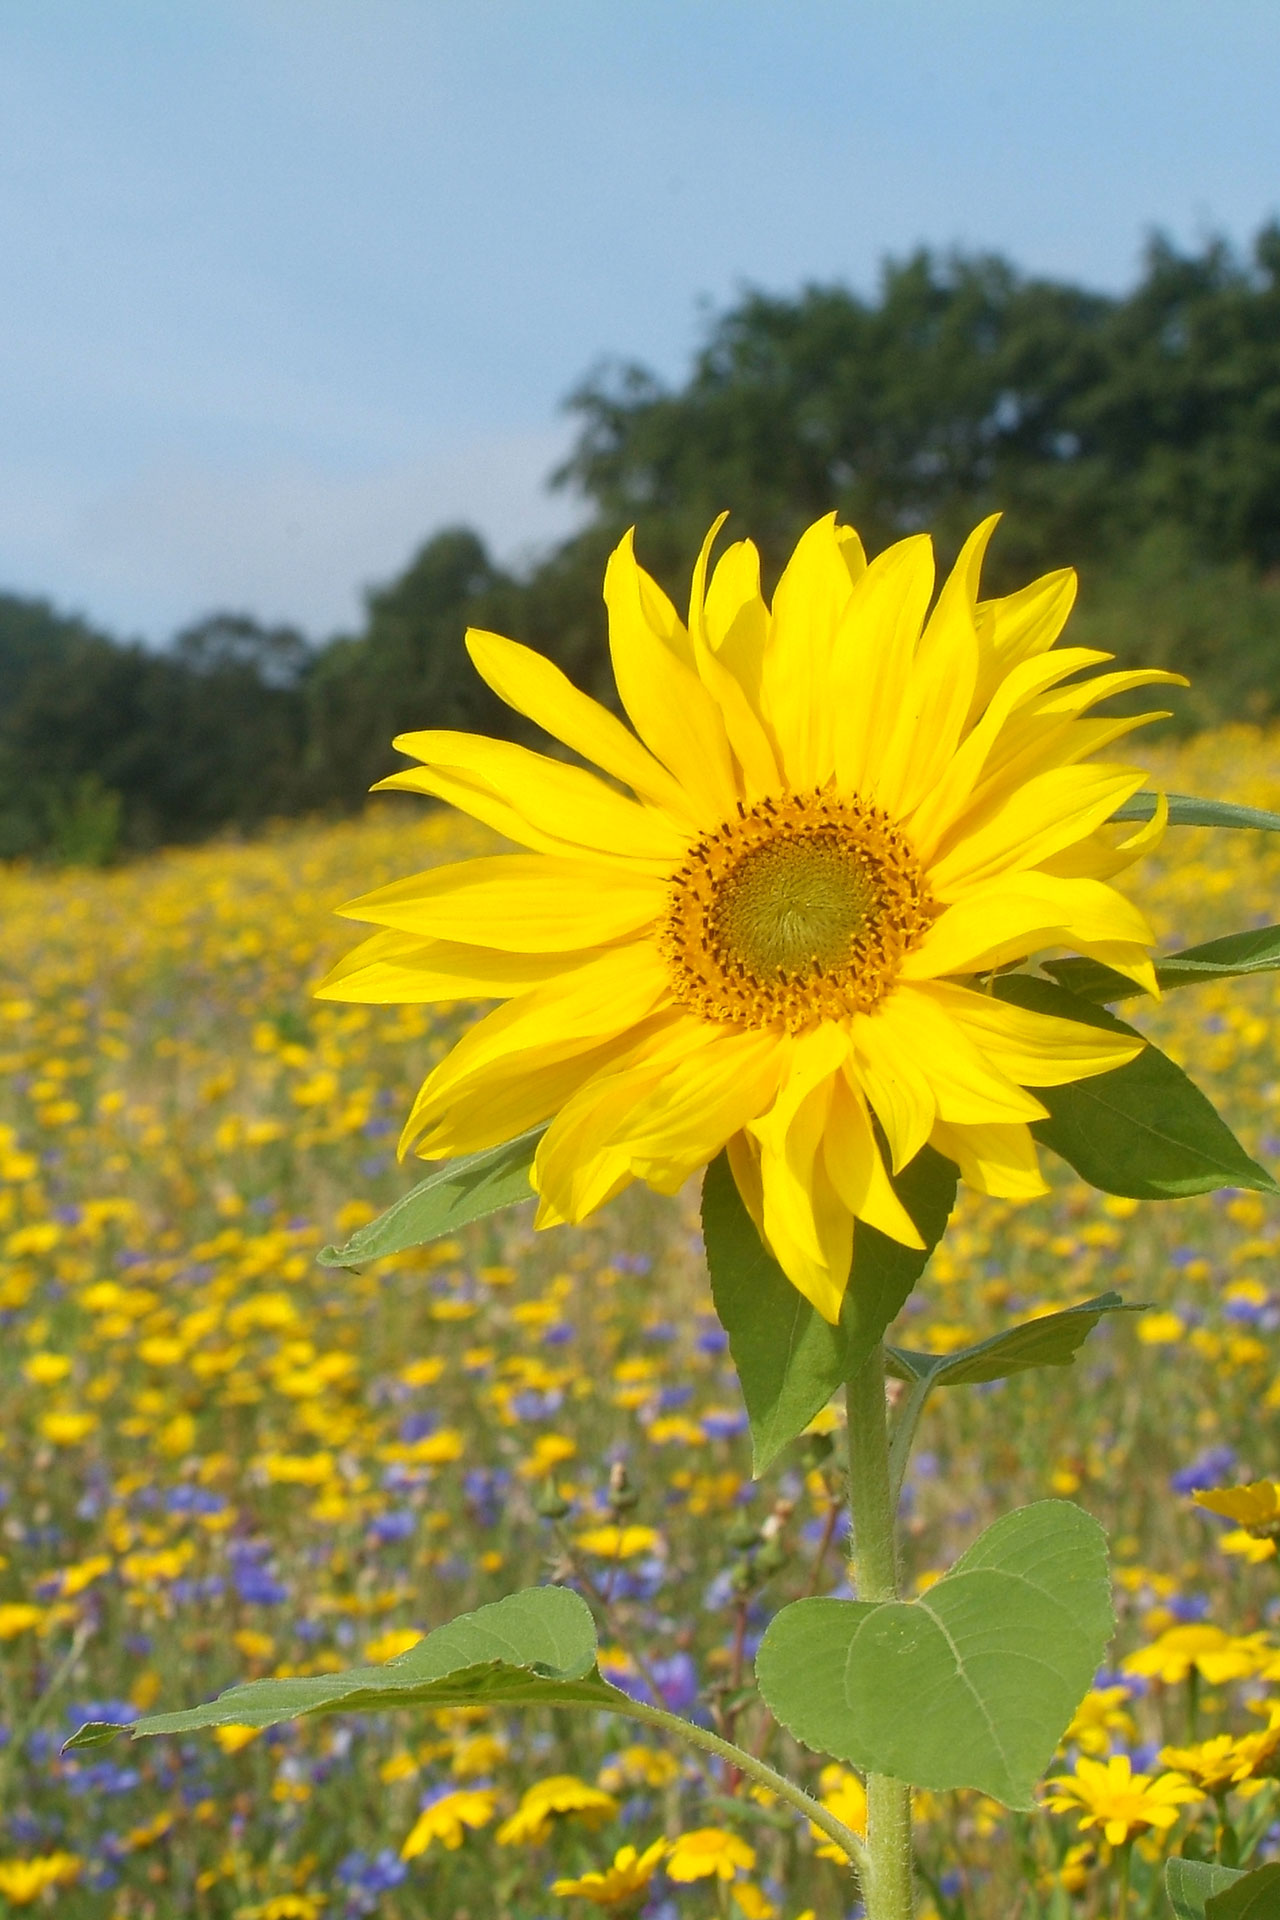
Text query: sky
1 1 1277 643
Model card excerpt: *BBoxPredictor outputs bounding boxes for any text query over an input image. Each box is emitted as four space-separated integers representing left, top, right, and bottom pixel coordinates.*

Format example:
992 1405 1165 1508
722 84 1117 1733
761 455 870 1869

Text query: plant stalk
613 1697 869 1876
847 1342 915 1920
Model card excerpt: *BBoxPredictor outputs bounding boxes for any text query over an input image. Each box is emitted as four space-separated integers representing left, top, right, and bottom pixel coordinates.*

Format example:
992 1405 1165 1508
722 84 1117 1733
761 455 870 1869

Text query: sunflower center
662 789 934 1031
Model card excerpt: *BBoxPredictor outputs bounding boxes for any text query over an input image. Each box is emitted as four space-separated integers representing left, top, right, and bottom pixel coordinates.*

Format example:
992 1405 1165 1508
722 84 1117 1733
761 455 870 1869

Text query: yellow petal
764 514 867 789
604 530 737 820
929 1118 1048 1199
384 731 688 866
832 534 935 796
314 928 597 1002
749 1024 853 1321
338 855 668 951
922 980 1143 1086
861 986 1049 1126
901 871 1155 980
906 647 1118 859
868 518 993 818
1040 790 1168 881
400 945 672 1156
463 628 697 822
927 763 1147 896
970 565 1077 714
704 539 769 697
823 1075 925 1249
533 1020 785 1225
687 516 782 796
848 1016 937 1174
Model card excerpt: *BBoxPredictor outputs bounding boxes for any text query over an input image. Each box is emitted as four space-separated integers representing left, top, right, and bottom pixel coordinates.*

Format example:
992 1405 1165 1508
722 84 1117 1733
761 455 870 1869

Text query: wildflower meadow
3 719 1280 1920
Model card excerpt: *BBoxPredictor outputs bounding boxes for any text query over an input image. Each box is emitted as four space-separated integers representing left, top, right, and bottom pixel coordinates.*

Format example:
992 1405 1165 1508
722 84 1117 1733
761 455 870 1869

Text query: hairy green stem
847 1343 916 1920
609 1697 868 1876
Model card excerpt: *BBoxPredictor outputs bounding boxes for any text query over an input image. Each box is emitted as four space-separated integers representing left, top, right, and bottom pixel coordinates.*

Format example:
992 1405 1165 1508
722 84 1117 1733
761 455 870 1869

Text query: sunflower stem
847 1343 915 1920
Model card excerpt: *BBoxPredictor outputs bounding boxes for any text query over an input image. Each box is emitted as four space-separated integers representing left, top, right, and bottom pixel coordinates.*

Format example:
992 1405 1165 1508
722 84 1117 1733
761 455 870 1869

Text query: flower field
3 724 1280 1919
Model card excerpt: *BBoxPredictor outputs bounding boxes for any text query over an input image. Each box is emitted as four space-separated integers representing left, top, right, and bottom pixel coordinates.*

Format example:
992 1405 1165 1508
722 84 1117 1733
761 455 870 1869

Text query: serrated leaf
1168 1861 1249 1920
1207 1864 1280 1920
1116 792 1280 833
755 1501 1113 1808
1048 925 1280 1005
318 1128 544 1268
702 1147 957 1475
885 1292 1143 1386
993 976 1278 1199
66 1587 618 1751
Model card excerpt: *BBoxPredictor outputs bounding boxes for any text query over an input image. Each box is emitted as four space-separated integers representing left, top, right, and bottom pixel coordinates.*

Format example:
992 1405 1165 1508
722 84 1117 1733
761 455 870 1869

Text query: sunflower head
320 512 1181 1322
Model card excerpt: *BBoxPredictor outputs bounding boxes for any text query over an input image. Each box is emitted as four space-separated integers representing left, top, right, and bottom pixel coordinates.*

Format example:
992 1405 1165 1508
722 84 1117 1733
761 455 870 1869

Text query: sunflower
319 514 1178 1321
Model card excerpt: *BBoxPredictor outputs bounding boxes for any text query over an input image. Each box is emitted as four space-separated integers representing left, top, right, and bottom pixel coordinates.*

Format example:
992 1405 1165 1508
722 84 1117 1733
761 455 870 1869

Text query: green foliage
67 1586 618 1751
1048 924 1280 1004
318 1129 544 1267
1116 793 1280 832
993 976 1278 1198
8 229 1280 856
754 1502 1113 1809
885 1292 1142 1387
701 1147 957 1473
1168 1858 1280 1920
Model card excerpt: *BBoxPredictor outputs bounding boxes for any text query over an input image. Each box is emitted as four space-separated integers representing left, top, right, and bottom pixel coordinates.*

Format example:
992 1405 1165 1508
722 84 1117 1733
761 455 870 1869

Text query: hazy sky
2 2 1277 641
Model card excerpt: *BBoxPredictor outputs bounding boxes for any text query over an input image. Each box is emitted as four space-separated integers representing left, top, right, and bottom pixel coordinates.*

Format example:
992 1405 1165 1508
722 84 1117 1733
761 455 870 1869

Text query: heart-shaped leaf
1168 1861 1249 1920
755 1501 1113 1808
885 1292 1143 1387
993 977 1277 1198
1116 792 1280 834
1206 1864 1280 1920
1169 1859 1280 1920
318 1128 544 1267
703 1147 957 1475
1048 924 1280 1005
67 1586 617 1750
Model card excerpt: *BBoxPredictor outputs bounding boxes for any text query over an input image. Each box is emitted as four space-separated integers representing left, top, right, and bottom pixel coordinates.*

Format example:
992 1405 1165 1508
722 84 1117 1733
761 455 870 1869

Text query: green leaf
885 1292 1143 1387
993 976 1278 1199
1048 924 1280 1005
1168 1862 1249 1920
317 1128 544 1268
1115 792 1280 834
754 1500 1113 1808
702 1147 957 1475
1207 1864 1280 1920
66 1586 619 1750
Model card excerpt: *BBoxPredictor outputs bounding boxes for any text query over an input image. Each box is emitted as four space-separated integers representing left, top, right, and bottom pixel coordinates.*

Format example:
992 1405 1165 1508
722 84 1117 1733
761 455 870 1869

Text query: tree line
4 224 1280 861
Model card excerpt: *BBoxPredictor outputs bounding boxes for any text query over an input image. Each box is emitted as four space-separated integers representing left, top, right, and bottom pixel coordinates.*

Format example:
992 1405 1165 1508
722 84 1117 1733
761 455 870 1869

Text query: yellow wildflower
1044 1754 1202 1845
574 1525 663 1560
0 1853 81 1904
666 1828 757 1882
319 515 1169 1321
212 1724 264 1755
1158 1730 1280 1794
810 1764 868 1861
1195 1481 1280 1560
0 1604 44 1641
400 1787 497 1859
497 1776 619 1846
1062 1685 1138 1755
1124 1625 1267 1686
551 1839 669 1907
597 1745 682 1792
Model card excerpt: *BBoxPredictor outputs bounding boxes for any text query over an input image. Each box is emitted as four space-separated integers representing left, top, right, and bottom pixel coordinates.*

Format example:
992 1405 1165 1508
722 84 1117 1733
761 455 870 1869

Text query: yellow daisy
320 513 1176 1320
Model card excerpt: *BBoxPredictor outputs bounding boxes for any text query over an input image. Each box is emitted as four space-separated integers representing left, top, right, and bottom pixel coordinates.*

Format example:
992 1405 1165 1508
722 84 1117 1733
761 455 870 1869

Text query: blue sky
1 1 1277 641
